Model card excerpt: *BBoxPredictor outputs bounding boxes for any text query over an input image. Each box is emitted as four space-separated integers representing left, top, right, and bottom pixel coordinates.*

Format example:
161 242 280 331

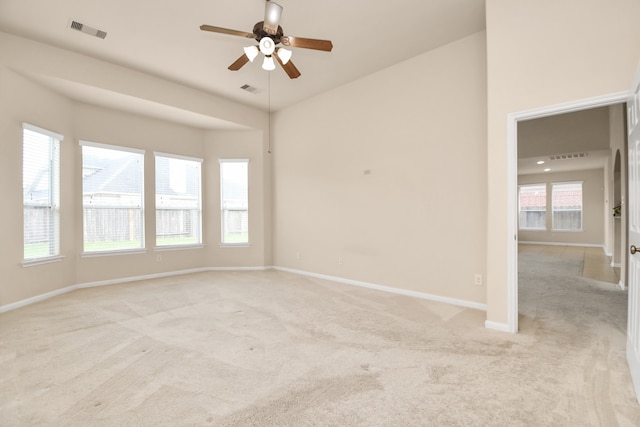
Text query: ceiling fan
200 0 333 79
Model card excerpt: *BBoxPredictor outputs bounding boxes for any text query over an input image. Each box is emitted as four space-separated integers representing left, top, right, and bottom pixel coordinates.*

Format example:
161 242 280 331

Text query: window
23 124 62 262
519 184 547 230
81 141 145 253
552 182 583 231
155 153 202 247
220 160 248 245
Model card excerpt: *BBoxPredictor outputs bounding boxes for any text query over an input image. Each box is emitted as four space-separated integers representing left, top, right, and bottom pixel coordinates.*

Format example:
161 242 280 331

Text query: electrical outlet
156 254 162 262
474 274 483 286
296 251 301 259
338 257 343 265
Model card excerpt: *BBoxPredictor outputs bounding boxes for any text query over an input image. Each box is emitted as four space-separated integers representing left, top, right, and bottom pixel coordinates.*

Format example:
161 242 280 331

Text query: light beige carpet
1 259 640 425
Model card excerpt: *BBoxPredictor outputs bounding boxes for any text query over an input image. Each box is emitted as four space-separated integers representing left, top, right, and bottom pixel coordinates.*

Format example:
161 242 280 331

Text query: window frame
219 159 249 247
154 152 203 250
518 183 547 231
22 123 63 266
551 181 584 232
80 140 146 256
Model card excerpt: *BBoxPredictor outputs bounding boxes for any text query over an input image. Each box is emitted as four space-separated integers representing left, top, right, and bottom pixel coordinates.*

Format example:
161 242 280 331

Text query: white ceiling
0 0 486 115
518 150 610 176
517 106 615 175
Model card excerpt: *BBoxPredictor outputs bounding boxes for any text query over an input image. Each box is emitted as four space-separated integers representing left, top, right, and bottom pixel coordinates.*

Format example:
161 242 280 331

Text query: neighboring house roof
83 155 142 195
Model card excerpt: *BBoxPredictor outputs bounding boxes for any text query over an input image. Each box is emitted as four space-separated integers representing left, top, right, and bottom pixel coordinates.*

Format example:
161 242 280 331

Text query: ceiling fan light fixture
264 1 283 35
262 55 276 71
259 37 276 55
244 45 259 62
277 47 292 64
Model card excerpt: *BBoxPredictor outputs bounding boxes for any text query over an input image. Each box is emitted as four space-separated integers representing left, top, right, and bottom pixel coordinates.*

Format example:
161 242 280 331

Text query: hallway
518 244 620 285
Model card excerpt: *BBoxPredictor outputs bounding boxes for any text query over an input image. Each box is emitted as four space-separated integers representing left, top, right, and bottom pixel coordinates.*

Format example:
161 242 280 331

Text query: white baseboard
273 266 487 311
0 266 268 313
618 281 627 291
611 262 621 268
519 241 606 250
1 265 485 318
75 268 210 290
484 320 514 333
0 285 79 314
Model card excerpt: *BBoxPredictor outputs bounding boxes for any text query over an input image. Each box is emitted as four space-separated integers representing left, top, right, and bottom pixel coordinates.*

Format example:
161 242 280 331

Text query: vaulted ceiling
0 0 486 112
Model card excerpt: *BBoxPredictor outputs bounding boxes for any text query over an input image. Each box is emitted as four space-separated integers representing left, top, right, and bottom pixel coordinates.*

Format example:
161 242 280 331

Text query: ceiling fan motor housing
253 22 283 45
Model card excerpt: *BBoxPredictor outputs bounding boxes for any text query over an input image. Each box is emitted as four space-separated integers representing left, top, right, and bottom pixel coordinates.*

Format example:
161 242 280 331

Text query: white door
626 62 640 402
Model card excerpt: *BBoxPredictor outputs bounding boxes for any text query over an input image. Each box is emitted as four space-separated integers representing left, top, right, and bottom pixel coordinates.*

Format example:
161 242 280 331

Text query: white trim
75 268 209 289
484 320 512 333
207 266 269 271
155 244 204 252
0 267 268 313
273 266 487 311
507 91 629 334
612 262 622 268
22 256 64 267
153 151 203 163
0 284 77 314
519 241 606 249
218 158 250 163
79 139 145 155
618 281 626 291
22 123 64 141
81 249 148 258
1 265 483 315
219 243 251 248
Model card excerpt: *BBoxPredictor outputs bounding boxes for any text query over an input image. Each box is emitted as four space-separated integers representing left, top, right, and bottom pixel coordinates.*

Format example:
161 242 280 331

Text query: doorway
506 92 629 333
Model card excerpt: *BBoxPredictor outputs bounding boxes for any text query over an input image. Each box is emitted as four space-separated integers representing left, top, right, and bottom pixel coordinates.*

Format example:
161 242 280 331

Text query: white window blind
552 181 583 231
220 160 249 245
519 184 547 230
23 124 62 260
81 141 145 253
155 153 202 247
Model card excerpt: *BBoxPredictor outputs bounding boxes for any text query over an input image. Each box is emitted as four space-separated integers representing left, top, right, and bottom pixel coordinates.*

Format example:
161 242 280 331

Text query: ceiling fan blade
274 53 301 79
200 25 255 39
228 54 250 71
281 36 333 52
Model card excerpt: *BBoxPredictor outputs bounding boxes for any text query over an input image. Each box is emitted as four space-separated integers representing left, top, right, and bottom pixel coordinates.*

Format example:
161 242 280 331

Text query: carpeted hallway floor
1 247 640 425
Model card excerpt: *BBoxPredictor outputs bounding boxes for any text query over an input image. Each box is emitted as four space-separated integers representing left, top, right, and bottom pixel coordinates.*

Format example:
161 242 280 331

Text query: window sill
219 243 250 248
22 256 64 268
155 244 204 252
551 229 584 233
81 249 147 258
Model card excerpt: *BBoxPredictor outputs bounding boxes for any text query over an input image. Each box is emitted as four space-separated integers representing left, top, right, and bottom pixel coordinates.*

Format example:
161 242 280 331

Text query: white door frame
506 91 629 333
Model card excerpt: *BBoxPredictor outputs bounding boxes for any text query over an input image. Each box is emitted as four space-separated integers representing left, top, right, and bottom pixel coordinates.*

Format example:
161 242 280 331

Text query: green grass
84 240 143 252
24 243 53 259
156 236 199 246
223 233 249 244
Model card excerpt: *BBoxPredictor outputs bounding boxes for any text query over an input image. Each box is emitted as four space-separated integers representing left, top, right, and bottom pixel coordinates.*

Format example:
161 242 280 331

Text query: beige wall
607 104 627 280
486 0 640 325
4 1 640 327
0 68 76 305
272 32 488 304
518 169 605 245
0 33 270 307
204 130 270 267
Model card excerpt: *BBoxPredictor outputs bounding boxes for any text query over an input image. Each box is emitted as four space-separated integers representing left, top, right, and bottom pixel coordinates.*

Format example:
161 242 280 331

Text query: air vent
549 152 588 161
240 84 260 94
70 20 107 39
